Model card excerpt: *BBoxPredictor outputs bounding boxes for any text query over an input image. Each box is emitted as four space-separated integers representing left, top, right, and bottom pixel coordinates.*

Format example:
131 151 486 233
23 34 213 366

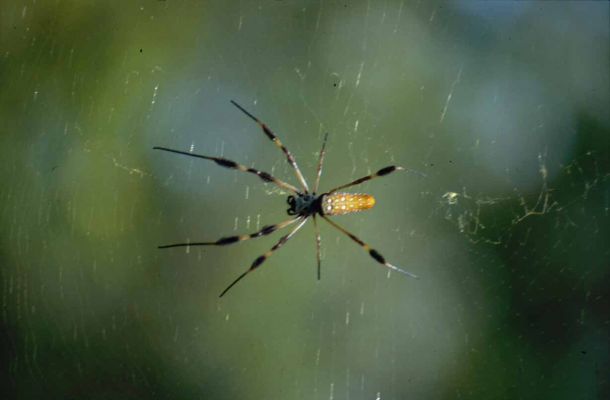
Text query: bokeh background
1 1 608 399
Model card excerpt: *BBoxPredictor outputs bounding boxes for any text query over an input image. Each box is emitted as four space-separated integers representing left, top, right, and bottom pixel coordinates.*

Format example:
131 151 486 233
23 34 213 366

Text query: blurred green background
1 1 608 399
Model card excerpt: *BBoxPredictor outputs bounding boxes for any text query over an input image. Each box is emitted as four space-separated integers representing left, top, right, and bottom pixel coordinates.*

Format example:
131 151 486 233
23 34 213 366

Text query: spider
154 100 418 297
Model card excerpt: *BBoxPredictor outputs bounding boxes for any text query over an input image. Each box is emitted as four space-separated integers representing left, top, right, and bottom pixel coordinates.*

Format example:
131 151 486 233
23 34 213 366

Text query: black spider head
286 195 297 215
286 193 319 216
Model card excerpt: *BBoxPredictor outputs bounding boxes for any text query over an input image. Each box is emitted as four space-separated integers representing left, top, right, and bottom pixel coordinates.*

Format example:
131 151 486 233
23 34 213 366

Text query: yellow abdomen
321 193 376 216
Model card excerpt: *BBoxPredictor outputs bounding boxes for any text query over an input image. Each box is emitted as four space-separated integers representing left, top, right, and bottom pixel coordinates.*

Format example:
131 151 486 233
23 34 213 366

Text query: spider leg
158 217 300 249
326 165 404 194
153 146 301 194
313 133 329 194
313 214 322 280
230 100 310 193
219 217 309 297
321 215 418 279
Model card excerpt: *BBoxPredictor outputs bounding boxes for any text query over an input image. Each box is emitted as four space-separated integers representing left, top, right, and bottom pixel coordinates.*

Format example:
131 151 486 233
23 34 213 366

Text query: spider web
1 1 608 399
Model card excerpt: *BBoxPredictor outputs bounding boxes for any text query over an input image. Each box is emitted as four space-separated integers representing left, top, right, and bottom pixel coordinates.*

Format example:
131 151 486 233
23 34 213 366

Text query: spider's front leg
158 217 301 249
219 217 309 297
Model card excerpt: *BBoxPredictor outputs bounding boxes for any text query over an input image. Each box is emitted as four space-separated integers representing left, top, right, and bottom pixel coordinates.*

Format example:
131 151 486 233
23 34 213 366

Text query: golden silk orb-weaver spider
154 100 418 297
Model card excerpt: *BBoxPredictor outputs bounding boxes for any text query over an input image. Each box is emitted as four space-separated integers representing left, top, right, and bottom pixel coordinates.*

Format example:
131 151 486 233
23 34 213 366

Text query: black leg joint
377 166 396 176
369 249 386 264
217 236 240 245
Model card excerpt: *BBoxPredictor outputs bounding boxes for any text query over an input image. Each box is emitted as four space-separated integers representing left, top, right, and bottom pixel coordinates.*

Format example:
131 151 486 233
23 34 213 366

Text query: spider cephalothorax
154 100 417 297
286 193 320 216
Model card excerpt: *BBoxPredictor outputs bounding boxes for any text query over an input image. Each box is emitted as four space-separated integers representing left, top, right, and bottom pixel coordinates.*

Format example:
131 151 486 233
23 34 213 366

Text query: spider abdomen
321 193 376 216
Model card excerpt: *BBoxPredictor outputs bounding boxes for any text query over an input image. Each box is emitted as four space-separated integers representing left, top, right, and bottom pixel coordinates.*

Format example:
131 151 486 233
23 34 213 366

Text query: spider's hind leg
321 215 418 279
326 165 405 194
